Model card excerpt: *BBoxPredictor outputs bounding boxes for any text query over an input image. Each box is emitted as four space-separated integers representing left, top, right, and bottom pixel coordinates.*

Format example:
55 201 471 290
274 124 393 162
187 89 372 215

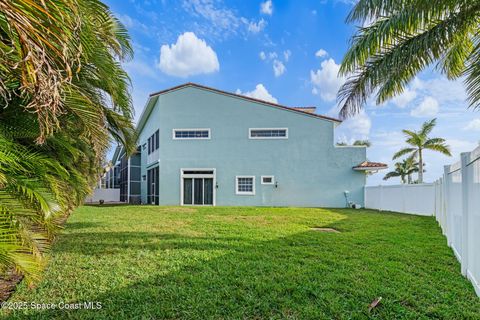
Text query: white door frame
180 168 216 206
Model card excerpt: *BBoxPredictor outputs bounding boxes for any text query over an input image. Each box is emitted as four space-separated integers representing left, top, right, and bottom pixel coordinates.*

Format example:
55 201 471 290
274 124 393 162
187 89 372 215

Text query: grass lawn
3 206 479 319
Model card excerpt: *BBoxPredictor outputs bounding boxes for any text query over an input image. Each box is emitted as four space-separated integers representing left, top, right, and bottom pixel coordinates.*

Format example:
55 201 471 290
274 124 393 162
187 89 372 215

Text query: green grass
3 206 479 319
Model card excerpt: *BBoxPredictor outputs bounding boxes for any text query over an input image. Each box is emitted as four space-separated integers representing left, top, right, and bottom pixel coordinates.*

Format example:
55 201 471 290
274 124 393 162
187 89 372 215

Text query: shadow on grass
8 212 480 320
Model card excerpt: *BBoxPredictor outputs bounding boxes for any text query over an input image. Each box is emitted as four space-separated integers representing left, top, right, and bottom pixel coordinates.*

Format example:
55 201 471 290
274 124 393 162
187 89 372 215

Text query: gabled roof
136 82 341 134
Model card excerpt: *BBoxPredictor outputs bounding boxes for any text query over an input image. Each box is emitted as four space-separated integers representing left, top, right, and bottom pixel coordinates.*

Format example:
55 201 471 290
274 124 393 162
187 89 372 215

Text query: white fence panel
85 188 120 203
466 148 480 296
365 145 480 296
445 161 463 261
365 184 435 216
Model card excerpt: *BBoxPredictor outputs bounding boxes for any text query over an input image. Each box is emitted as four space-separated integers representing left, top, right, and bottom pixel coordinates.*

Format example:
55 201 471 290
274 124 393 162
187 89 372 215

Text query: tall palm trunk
418 149 423 183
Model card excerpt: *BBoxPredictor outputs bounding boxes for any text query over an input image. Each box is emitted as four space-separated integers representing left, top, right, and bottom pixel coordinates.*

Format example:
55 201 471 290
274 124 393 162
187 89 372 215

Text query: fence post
443 165 451 246
460 152 470 277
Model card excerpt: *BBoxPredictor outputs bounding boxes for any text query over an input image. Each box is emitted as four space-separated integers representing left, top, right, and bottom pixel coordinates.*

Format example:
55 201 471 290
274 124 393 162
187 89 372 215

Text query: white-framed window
235 176 255 195
249 128 288 139
173 129 210 140
261 176 274 185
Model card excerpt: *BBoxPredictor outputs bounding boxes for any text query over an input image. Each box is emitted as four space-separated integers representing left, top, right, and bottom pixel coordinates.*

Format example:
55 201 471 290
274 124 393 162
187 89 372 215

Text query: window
148 130 159 155
173 129 210 139
249 128 288 139
261 176 274 185
236 176 255 195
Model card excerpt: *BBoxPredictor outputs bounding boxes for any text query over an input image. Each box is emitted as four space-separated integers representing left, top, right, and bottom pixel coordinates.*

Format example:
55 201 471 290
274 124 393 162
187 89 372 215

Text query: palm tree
0 0 136 282
337 1 480 118
393 119 451 183
383 158 419 184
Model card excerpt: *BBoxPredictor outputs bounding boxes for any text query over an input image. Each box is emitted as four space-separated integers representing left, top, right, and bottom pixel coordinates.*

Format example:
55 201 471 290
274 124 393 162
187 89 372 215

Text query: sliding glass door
181 169 215 206
183 178 213 205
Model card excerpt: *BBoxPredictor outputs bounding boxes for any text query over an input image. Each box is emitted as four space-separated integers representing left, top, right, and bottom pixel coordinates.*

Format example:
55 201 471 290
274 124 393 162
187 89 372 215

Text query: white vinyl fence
85 188 120 203
365 145 480 296
365 184 435 216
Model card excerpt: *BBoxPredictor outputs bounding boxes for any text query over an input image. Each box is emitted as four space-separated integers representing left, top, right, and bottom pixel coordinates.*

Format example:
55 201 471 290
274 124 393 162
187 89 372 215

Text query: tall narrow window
147 130 159 154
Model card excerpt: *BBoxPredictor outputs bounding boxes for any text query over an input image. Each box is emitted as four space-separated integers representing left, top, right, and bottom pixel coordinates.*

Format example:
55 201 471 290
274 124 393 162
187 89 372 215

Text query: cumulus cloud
273 59 286 77
157 32 219 77
236 84 278 103
464 118 480 131
260 0 273 15
315 49 328 58
336 110 372 142
248 19 267 33
410 96 439 117
389 87 417 108
310 58 345 102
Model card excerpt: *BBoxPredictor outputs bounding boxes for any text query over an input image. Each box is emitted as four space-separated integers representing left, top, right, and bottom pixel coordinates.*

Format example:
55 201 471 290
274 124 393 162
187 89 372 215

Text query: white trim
180 168 216 206
172 128 211 140
249 128 288 139
261 175 275 185
235 175 255 195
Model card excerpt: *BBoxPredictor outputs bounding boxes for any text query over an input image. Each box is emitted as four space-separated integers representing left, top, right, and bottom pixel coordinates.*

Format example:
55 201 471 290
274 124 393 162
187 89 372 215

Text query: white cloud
183 0 242 38
464 118 480 131
248 18 266 33
336 110 372 142
273 59 286 77
236 84 278 103
157 32 219 77
183 0 268 40
410 96 439 117
283 50 291 62
315 49 328 58
260 0 273 15
310 58 345 101
389 87 417 108
268 52 278 60
259 51 266 60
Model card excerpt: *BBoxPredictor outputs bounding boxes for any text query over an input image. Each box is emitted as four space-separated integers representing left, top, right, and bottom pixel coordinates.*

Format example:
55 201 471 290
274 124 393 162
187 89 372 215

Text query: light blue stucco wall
136 86 366 207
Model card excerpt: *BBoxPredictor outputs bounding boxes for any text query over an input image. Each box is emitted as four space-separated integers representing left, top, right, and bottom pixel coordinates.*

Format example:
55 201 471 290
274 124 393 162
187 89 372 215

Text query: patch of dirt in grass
206 215 276 225
0 269 23 303
311 227 340 233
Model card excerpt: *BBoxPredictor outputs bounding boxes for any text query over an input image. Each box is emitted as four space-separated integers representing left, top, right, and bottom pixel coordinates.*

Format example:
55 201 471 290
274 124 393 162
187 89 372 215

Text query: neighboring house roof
291 106 317 114
353 161 388 171
136 82 341 134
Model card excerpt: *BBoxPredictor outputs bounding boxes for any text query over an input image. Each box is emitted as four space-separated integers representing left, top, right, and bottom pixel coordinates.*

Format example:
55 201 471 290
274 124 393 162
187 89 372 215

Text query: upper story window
148 130 159 155
249 128 288 139
173 129 210 140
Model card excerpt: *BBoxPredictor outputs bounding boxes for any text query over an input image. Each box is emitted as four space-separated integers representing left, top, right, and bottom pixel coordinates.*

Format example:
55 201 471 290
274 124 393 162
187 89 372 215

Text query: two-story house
108 83 386 207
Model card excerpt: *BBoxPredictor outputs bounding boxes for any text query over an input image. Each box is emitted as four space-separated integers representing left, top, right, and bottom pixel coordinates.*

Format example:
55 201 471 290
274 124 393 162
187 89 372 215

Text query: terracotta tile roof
291 106 316 114
353 161 388 170
149 83 341 123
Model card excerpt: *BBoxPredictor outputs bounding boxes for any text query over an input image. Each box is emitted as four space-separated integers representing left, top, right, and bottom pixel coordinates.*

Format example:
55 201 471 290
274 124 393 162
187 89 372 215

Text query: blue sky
106 0 480 185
